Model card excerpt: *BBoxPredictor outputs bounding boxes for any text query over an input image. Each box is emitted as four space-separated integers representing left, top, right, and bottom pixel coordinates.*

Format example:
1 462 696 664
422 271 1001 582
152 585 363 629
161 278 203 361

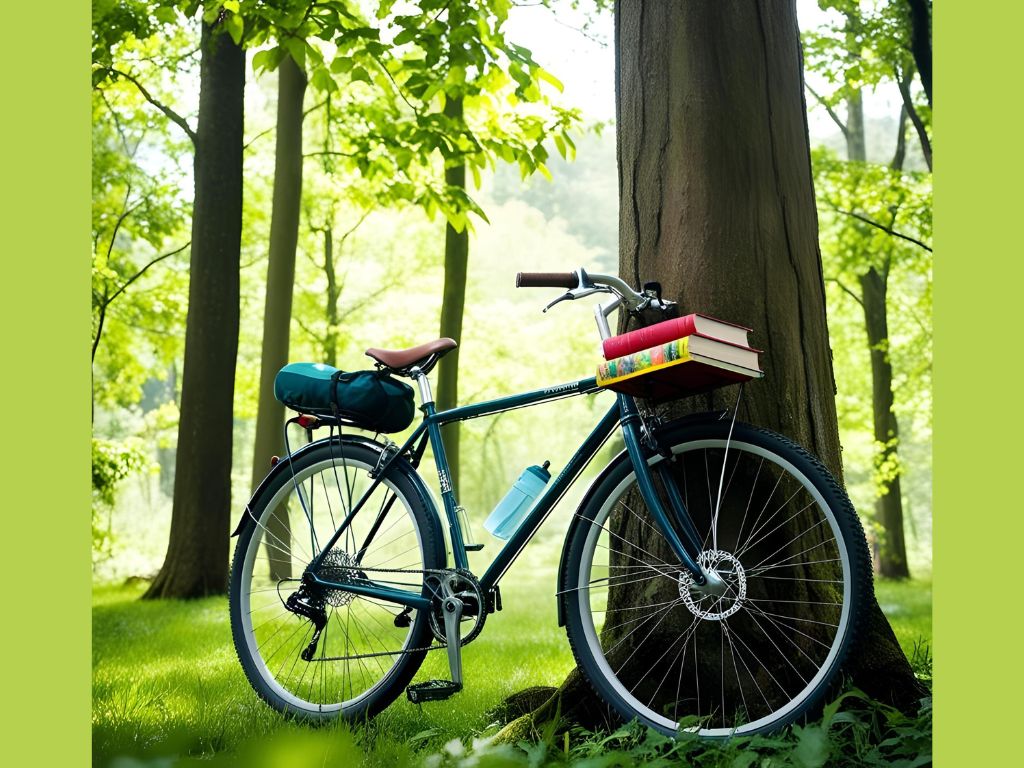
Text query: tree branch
826 277 864 308
106 68 197 145
832 208 932 252
806 84 849 140
302 150 358 159
895 67 931 171
106 241 191 307
92 241 191 361
104 185 141 266
890 104 908 171
244 98 328 151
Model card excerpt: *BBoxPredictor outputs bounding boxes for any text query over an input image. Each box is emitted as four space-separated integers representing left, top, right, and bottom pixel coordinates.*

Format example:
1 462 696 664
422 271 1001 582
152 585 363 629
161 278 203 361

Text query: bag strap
329 369 344 421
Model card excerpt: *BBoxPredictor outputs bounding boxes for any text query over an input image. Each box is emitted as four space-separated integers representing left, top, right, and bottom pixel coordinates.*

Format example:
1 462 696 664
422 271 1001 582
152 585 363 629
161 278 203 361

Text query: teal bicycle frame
303 375 709 611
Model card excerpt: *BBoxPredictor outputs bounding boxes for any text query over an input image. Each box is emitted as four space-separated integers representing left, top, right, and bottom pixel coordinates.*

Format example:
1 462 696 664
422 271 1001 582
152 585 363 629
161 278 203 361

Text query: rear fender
230 435 442 553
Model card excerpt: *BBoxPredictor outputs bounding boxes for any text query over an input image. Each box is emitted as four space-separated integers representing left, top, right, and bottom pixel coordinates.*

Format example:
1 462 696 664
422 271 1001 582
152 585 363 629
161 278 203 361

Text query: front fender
555 410 727 626
230 435 440 541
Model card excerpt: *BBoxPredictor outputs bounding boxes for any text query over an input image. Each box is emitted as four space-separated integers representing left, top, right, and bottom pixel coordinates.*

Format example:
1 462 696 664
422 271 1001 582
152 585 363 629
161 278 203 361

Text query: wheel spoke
234 445 432 718
568 426 862 738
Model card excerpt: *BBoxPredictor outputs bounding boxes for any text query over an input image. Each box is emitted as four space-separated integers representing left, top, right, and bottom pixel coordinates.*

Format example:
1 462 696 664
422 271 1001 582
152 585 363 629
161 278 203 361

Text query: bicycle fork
618 399 722 592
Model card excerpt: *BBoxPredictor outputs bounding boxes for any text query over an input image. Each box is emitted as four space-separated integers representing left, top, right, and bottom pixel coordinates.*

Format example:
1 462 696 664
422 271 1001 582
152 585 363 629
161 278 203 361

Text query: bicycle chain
298 564 484 661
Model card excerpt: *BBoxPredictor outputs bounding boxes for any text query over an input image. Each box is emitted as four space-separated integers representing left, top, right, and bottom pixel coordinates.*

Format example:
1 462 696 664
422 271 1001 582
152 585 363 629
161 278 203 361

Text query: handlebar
515 267 676 341
516 272 578 289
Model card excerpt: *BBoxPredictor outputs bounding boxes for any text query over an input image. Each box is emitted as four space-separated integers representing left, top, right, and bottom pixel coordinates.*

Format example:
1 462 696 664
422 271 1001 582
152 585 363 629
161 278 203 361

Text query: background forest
91 0 932 765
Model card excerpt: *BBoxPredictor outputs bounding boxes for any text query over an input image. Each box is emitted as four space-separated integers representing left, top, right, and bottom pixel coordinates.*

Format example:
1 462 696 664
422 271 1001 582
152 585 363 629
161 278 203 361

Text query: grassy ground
92 572 932 767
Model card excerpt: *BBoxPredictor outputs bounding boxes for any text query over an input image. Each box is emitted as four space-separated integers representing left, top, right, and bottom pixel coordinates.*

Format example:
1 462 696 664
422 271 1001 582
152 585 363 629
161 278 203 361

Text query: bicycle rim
236 450 429 715
571 432 858 737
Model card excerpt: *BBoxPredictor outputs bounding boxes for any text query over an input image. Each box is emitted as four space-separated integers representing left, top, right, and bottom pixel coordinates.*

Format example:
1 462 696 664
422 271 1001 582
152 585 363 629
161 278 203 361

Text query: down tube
479 403 622 592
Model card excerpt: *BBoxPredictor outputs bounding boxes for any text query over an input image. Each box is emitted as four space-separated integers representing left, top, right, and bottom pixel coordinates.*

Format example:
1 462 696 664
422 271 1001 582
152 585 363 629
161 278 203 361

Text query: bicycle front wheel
229 439 444 721
561 420 871 737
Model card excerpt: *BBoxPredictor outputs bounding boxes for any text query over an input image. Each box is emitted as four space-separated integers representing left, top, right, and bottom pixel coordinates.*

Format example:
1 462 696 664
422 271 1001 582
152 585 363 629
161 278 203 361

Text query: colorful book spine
598 337 693 385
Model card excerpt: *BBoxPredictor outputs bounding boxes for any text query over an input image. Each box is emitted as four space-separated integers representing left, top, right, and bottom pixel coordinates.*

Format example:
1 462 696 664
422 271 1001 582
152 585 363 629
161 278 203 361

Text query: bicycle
229 268 871 738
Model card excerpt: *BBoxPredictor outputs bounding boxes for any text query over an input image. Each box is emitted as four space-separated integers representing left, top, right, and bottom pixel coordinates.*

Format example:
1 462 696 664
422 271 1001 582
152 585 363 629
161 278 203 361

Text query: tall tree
145 17 245 598
248 53 307 580
508 0 924 733
436 95 468 490
803 1 933 579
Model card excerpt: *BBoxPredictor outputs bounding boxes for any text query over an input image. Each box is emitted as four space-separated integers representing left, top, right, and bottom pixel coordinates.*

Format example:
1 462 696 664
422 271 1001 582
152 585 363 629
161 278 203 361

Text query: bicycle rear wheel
229 439 443 721
561 420 871 737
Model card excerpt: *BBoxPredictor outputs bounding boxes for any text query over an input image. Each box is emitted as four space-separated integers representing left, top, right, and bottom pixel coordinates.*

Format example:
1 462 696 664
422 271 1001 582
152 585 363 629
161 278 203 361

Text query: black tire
561 420 872 738
229 438 444 722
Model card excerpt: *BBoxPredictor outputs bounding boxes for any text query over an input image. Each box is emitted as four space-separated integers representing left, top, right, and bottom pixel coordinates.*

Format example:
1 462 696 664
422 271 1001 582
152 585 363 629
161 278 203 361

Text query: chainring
426 569 486 646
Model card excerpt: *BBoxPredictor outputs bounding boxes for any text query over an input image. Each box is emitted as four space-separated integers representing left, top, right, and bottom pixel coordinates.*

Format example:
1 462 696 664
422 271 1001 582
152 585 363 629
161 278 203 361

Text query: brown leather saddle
365 337 457 375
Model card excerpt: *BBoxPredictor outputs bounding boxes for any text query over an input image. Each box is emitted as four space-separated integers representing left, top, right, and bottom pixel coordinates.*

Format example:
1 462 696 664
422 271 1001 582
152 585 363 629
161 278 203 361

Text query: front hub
679 550 747 621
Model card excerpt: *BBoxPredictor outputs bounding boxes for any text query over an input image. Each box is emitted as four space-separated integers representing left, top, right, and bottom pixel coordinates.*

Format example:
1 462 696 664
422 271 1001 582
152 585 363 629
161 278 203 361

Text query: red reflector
297 415 318 429
270 455 280 467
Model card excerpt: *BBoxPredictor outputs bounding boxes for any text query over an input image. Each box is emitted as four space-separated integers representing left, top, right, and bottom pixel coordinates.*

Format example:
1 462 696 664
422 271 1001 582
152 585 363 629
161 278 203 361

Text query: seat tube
617 395 706 583
419 392 470 571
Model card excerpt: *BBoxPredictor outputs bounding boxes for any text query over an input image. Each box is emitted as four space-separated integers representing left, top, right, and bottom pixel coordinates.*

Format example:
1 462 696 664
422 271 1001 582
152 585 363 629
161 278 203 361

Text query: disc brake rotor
679 550 747 621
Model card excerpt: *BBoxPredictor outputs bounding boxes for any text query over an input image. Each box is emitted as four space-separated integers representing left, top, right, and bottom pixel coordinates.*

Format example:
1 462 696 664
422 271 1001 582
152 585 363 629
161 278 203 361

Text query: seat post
409 366 434 407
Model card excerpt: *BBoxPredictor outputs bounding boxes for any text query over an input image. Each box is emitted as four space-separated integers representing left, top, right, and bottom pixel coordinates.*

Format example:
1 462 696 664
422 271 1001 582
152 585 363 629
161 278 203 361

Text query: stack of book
596 313 763 400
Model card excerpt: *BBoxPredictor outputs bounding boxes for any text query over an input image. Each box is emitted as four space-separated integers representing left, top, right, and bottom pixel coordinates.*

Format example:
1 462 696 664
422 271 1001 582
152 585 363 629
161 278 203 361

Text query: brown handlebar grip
516 272 578 289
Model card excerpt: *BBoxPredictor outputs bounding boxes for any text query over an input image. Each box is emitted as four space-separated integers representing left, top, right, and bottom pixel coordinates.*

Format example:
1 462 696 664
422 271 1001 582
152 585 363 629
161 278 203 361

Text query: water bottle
483 461 551 540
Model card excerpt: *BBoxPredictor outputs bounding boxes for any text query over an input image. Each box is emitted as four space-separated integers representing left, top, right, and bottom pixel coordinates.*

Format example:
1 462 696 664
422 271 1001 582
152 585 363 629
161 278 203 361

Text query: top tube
430 376 604 425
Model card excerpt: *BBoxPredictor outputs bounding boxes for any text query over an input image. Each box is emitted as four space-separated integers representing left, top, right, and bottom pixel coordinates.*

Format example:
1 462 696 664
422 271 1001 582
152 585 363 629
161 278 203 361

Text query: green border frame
0 1 1009 765
1 1 90 766
934 2 1022 764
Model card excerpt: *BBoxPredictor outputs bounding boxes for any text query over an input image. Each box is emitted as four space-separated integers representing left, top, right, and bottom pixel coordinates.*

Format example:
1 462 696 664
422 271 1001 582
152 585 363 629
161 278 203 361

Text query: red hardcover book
602 314 753 360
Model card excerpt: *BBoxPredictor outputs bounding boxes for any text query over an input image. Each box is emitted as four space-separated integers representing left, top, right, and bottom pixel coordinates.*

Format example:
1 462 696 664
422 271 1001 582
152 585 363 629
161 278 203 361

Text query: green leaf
223 0 239 12
224 12 243 46
311 67 337 94
349 67 371 84
252 47 284 74
534 66 563 92
553 134 566 159
154 7 177 24
282 37 305 68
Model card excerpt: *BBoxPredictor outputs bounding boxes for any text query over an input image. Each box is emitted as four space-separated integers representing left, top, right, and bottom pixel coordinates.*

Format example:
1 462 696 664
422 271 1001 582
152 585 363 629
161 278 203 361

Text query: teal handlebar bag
274 363 416 434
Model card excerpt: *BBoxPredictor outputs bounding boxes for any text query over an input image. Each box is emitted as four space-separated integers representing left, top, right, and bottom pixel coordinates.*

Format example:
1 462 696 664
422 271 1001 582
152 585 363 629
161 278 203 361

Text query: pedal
406 679 462 703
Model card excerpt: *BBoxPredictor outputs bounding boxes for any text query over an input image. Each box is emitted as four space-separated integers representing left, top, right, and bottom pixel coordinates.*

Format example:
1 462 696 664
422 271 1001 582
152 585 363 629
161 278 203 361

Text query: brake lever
542 291 573 313
542 287 606 313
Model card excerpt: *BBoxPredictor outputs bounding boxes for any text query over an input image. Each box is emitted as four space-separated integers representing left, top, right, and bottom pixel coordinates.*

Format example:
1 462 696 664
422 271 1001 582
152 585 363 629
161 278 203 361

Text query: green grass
93 573 932 767
875 577 933 659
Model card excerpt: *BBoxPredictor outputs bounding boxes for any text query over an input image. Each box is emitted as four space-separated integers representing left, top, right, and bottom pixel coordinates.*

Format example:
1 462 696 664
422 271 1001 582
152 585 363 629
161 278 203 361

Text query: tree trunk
248 55 307 582
905 0 932 107
323 226 339 367
144 23 245 599
506 0 924 729
859 267 910 578
846 80 911 580
436 96 468 494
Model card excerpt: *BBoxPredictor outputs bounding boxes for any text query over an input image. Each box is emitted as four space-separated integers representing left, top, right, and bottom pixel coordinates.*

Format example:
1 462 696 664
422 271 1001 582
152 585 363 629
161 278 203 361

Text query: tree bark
905 0 932 107
891 105 908 170
323 226 339 367
436 96 468 494
248 55 307 581
859 267 910 579
144 22 245 599
896 74 932 171
504 0 924 729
